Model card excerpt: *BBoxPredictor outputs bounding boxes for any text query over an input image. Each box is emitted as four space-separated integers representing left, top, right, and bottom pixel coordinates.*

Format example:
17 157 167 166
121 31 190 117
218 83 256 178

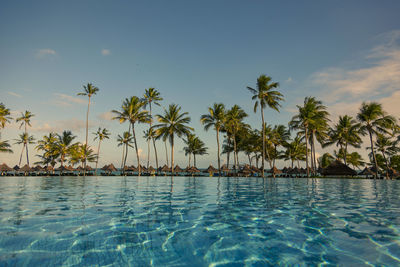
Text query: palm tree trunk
344 143 348 166
164 140 169 166
368 129 378 179
84 96 91 171
233 133 237 176
95 139 101 175
121 144 125 170
310 136 314 174
381 151 389 179
26 142 30 166
132 124 140 176
194 154 197 168
152 138 159 169
171 135 174 175
227 137 231 169
305 126 310 178
188 153 191 167
19 144 25 166
248 154 251 165
261 108 265 177
147 136 150 169
216 128 221 177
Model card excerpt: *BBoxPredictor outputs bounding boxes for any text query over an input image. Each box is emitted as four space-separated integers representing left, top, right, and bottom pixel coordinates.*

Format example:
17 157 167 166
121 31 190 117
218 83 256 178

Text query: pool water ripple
0 176 399 266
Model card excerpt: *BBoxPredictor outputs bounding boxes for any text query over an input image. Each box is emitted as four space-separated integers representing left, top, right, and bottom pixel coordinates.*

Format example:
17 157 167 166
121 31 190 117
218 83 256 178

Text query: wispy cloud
311 30 400 105
53 93 87 106
36 48 57 58
7 91 22 98
101 49 111 56
31 118 91 133
98 111 114 121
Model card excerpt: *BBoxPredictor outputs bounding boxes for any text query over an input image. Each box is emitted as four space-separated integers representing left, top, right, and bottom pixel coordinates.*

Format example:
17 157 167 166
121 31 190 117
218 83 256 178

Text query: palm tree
15 111 35 166
15 133 35 166
77 83 99 169
0 103 12 129
183 133 196 167
117 132 134 173
112 96 150 176
271 125 290 169
54 130 77 167
375 134 398 179
200 103 226 176
93 127 110 174
143 88 163 169
247 75 284 177
283 136 306 168
318 152 334 169
153 104 193 174
36 133 58 167
357 102 397 178
347 151 365 170
70 143 97 168
0 134 12 153
224 105 248 173
289 97 327 177
183 133 208 168
326 115 362 166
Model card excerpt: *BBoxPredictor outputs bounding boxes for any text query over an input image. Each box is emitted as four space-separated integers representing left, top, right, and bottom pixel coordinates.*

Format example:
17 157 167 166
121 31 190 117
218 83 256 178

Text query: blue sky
1 1 400 168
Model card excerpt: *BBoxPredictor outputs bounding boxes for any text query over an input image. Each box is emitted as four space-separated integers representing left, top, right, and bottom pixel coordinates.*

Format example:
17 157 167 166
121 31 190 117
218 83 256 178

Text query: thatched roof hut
56 165 70 172
174 165 183 172
13 165 20 171
160 165 171 172
359 167 376 176
221 164 230 172
321 160 357 176
288 167 300 175
186 166 200 173
124 165 137 172
282 167 288 173
45 165 54 171
147 166 156 172
106 164 118 172
19 164 31 172
32 165 44 172
0 163 13 172
205 165 217 173
268 166 282 175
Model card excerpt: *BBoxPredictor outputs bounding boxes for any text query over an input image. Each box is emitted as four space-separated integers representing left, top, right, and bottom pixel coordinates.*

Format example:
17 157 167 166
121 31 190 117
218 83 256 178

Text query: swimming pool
0 176 399 266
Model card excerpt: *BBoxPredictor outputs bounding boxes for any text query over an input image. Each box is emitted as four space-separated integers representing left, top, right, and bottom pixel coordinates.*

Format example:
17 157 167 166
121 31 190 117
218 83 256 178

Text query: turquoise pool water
0 176 399 266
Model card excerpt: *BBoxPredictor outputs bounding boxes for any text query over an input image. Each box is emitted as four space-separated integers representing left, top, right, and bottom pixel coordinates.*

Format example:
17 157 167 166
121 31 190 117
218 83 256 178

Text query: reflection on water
0 176 399 266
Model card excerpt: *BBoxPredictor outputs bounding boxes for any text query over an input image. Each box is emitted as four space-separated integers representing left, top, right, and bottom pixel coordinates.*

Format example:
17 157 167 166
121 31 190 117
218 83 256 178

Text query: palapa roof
241 164 252 173
32 165 44 171
321 160 357 176
13 165 20 171
186 166 200 173
147 166 156 172
19 164 31 172
288 167 300 174
124 165 137 172
221 164 230 172
45 165 54 171
56 165 71 172
0 163 13 172
359 167 376 176
282 167 288 173
205 165 217 172
101 164 110 171
174 165 183 172
299 168 307 174
105 163 118 172
268 166 282 174
160 165 171 172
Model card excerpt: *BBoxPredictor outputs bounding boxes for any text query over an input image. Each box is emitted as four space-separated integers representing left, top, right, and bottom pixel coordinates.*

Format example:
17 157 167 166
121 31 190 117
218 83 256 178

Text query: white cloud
7 91 22 98
53 93 87 106
31 118 90 133
311 30 400 104
101 49 111 56
36 49 57 58
98 111 114 121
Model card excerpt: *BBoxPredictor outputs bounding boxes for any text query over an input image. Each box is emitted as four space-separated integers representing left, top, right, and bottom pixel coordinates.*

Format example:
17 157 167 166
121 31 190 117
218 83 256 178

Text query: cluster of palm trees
1 75 399 179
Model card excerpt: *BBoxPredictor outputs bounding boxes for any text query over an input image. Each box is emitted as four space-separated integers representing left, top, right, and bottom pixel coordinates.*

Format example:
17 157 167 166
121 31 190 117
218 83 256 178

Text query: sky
1 0 400 168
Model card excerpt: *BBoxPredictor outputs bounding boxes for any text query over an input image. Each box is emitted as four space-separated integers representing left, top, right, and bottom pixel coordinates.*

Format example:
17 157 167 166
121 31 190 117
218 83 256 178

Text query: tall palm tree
143 88 163 169
15 111 34 166
0 103 12 129
271 125 290 169
117 132 134 173
183 133 196 167
15 133 35 166
77 83 99 169
153 104 193 174
247 75 284 177
93 127 110 174
326 115 362 166
346 151 365 170
55 130 77 167
192 136 208 168
224 105 248 173
283 136 306 168
375 133 398 179
70 143 97 168
289 97 327 177
200 103 226 176
112 96 150 176
318 152 334 169
144 128 159 169
357 102 397 178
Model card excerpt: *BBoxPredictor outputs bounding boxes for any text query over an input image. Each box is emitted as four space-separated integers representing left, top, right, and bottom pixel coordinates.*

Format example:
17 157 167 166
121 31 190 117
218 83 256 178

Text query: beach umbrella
19 164 32 172
45 165 54 172
13 165 20 171
0 163 13 172
147 166 155 172
106 163 118 172
124 165 137 172
321 160 357 176
282 167 288 173
161 165 171 172
32 165 44 172
268 166 282 175
101 164 109 171
221 164 230 172
186 166 200 173
56 165 70 172
205 165 217 173
241 164 252 174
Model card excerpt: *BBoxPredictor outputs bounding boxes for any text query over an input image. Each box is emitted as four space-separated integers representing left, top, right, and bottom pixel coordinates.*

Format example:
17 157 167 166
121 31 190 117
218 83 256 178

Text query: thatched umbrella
101 164 109 171
13 165 20 171
124 165 137 172
32 165 44 172
56 165 70 172
45 165 54 172
0 163 13 172
19 164 32 172
161 165 171 172
241 164 252 175
268 166 282 175
288 167 300 175
85 165 93 171
321 160 357 176
205 165 217 173
174 165 183 173
106 163 118 172
282 167 288 173
359 167 376 177
221 164 230 172
147 166 156 173
186 166 200 174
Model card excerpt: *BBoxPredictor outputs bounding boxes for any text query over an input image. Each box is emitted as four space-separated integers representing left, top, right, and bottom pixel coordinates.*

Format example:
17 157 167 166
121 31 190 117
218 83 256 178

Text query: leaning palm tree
326 115 362 166
93 127 110 174
200 103 225 176
357 102 397 178
143 88 163 169
247 75 284 177
0 103 12 129
112 96 150 176
153 104 193 174
77 83 99 169
15 133 35 166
